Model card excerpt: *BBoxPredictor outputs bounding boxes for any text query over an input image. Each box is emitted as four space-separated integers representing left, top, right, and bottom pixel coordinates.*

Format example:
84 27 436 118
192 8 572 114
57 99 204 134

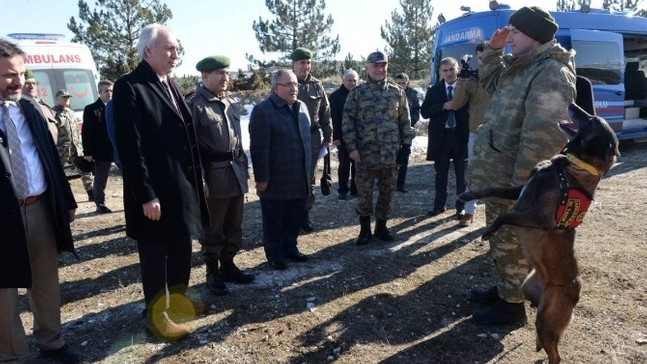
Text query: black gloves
397 144 411 165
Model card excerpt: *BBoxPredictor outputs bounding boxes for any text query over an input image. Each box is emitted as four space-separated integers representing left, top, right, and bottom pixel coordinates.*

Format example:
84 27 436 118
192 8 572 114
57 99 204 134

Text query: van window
63 70 97 111
572 40 621 85
32 70 55 106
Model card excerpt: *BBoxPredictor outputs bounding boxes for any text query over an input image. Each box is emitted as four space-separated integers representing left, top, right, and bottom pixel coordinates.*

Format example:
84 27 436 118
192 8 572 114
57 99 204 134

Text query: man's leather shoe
284 251 309 262
427 207 446 217
473 299 527 326
206 268 229 296
269 260 287 270
96 204 112 214
470 286 499 305
221 264 254 284
41 343 83 364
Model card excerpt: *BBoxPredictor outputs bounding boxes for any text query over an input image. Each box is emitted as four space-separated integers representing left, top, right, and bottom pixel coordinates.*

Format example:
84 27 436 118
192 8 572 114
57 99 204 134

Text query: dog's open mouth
559 120 578 137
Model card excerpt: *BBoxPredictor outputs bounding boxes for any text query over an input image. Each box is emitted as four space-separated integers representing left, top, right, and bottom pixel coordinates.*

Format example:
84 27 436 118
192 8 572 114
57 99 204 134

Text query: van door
571 29 624 132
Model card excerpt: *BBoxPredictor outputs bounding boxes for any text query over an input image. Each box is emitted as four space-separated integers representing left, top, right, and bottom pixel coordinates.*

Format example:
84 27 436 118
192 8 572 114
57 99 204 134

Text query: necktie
2 102 29 198
446 85 456 128
162 80 180 113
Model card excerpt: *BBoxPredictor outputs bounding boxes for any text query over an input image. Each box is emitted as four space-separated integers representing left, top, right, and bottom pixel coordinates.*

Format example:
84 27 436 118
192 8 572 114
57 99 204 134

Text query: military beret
196 55 230 72
290 47 313 61
24 69 35 79
509 6 558 44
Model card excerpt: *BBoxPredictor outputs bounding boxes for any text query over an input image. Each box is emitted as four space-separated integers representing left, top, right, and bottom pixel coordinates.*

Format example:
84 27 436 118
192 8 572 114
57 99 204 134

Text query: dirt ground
17 140 647 364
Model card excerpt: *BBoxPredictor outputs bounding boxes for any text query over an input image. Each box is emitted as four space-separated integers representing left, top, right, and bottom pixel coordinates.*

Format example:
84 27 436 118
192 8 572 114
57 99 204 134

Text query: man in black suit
82 80 114 214
0 38 82 363
421 57 470 217
113 24 208 341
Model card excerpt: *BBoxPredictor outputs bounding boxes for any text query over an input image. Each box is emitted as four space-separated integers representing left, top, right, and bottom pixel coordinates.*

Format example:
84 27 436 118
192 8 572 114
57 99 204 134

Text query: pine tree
602 0 646 16
556 0 589 11
381 0 436 80
251 0 340 76
67 0 175 81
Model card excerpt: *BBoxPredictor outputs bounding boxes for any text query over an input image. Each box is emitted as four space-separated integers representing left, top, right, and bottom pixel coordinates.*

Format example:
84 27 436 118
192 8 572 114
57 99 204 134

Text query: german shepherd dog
459 103 620 364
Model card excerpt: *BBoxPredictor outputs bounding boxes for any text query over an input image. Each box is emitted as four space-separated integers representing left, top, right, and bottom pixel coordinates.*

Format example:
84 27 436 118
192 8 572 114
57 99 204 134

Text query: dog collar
565 153 601 176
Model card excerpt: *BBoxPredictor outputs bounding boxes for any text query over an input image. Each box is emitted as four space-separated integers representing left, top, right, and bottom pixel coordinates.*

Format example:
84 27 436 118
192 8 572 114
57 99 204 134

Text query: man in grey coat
249 69 312 270
187 55 254 296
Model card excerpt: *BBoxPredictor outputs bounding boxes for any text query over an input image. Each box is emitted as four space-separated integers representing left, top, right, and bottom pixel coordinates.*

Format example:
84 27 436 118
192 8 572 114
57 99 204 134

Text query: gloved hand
397 144 411 165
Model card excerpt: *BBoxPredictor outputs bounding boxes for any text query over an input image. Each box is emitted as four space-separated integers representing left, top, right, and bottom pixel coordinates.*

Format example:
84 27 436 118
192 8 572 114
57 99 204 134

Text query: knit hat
290 47 313 61
196 56 230 72
509 6 558 44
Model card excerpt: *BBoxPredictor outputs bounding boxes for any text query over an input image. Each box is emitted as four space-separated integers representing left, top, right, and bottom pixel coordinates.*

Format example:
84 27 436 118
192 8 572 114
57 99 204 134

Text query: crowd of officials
0 6 578 362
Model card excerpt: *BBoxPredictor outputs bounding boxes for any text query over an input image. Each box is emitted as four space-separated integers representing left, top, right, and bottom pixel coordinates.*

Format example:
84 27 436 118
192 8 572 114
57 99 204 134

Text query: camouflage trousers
306 131 322 211
355 167 397 220
485 201 530 303
61 156 93 192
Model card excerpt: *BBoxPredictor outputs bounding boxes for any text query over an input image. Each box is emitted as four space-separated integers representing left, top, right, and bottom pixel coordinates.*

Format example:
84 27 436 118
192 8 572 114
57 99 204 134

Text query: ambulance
8 33 100 123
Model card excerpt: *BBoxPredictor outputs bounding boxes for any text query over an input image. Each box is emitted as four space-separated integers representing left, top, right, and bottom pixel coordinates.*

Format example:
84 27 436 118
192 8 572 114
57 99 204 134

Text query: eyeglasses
276 82 298 88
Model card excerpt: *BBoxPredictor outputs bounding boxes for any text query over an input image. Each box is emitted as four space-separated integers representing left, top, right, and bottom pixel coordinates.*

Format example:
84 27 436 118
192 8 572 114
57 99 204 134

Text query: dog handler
466 6 576 325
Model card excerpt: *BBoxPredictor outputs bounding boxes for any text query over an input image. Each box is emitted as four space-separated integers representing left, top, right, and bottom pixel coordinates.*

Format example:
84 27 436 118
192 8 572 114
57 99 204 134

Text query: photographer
451 42 491 226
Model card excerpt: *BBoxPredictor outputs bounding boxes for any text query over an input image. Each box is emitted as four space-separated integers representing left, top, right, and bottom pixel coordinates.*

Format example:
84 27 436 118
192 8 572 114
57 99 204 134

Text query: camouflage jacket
452 75 491 133
297 74 332 142
342 77 415 170
53 105 83 163
467 41 576 202
186 85 249 198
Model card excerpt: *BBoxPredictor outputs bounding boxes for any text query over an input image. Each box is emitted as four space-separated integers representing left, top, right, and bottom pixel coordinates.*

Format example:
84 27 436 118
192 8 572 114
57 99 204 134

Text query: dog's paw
457 192 477 202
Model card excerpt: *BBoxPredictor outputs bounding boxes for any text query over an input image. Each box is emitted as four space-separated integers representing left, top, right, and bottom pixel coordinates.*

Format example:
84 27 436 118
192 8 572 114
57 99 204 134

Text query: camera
458 54 478 79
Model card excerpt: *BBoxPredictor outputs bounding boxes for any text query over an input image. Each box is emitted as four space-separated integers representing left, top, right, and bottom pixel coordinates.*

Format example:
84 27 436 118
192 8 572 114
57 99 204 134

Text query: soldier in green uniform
53 89 94 201
291 47 333 233
186 56 254 296
342 51 415 245
467 7 576 325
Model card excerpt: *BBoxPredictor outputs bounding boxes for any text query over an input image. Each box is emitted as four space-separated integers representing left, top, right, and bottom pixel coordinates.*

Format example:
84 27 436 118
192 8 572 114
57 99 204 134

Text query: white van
8 33 100 123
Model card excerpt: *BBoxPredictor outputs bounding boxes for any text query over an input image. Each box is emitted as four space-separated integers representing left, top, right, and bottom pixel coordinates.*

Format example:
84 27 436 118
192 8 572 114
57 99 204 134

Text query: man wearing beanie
290 47 333 233
466 6 576 325
186 55 254 296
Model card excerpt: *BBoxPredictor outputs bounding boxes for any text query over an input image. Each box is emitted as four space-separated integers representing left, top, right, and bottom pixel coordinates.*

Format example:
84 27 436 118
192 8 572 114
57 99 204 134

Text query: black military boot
220 258 254 284
374 219 394 242
356 216 372 246
470 286 499 305
206 262 229 296
473 299 527 326
301 211 314 233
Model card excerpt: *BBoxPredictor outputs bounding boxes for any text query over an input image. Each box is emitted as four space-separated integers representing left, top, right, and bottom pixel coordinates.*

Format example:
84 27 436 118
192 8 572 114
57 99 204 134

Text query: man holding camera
421 57 469 218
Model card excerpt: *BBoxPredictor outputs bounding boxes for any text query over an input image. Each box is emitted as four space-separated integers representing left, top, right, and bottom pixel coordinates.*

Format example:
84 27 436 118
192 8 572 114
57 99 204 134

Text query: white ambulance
8 33 100 123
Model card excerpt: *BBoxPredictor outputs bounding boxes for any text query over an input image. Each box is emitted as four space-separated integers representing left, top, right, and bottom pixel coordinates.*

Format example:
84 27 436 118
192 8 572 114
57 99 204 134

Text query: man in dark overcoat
113 24 208 341
421 57 470 217
0 38 82 363
249 69 312 270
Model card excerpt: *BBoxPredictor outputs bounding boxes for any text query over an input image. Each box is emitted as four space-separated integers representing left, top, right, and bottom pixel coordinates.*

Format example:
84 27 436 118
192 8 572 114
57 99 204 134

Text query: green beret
290 47 313 61
24 69 35 79
196 56 230 72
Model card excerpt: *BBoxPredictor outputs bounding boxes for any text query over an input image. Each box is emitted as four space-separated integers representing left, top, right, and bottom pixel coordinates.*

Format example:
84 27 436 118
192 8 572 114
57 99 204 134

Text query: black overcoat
113 61 208 240
1 97 77 288
82 98 113 161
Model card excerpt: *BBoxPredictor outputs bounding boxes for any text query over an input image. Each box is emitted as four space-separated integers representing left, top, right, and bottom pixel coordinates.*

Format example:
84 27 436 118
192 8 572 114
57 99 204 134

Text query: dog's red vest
555 188 592 228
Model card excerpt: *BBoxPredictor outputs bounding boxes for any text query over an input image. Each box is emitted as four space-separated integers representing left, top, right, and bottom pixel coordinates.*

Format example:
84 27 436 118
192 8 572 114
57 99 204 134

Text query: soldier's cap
196 55 230 72
55 89 72 98
24 69 35 80
290 47 313 61
366 51 388 64
509 6 558 44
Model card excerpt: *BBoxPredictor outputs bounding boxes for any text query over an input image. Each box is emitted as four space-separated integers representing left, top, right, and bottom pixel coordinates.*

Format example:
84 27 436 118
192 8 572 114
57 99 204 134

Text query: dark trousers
137 236 192 310
337 144 356 195
199 194 244 264
260 198 306 262
92 160 112 206
433 130 467 212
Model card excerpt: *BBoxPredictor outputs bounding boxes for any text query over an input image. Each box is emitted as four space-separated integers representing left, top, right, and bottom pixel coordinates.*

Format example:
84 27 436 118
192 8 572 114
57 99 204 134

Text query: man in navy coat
249 69 312 270
0 38 81 363
421 57 470 218
113 24 208 341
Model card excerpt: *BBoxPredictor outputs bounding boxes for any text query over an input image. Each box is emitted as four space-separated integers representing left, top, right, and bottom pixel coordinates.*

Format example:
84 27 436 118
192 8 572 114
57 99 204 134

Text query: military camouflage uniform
468 41 576 302
342 77 415 220
53 105 93 192
297 74 332 210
